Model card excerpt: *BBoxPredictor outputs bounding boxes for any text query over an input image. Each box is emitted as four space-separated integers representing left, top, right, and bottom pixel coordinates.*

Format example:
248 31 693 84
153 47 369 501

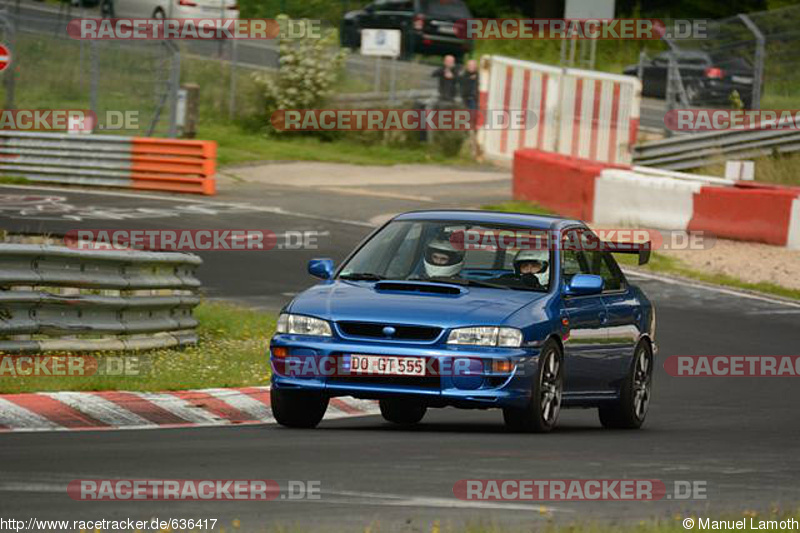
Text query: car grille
337 321 442 342
329 375 442 389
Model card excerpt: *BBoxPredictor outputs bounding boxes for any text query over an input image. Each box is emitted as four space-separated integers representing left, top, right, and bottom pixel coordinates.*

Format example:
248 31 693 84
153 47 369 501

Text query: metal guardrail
0 131 217 194
0 244 203 353
331 89 438 106
633 127 800 170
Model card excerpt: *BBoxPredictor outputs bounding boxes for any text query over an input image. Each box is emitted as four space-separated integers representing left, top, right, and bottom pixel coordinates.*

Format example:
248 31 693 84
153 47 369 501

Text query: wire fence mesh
660 4 800 112
1 2 180 136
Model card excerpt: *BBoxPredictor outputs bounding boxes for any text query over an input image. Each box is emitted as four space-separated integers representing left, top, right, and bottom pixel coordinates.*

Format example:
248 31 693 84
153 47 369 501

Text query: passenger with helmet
423 238 465 279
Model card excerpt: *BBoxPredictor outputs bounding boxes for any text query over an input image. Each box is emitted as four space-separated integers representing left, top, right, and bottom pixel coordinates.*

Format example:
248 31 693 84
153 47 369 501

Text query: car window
421 0 471 18
587 251 625 292
375 0 414 9
384 222 423 278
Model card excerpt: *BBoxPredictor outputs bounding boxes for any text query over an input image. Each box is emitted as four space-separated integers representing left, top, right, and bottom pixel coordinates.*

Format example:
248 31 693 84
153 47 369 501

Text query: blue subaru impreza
270 210 656 432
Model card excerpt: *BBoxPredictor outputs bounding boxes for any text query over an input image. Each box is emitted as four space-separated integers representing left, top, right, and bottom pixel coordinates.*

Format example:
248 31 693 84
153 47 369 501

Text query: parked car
623 50 755 108
269 210 656 433
340 0 473 60
100 0 238 20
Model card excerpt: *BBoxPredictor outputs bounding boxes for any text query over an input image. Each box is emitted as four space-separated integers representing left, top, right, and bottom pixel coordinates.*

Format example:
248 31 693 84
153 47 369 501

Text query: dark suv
340 0 473 60
623 50 756 108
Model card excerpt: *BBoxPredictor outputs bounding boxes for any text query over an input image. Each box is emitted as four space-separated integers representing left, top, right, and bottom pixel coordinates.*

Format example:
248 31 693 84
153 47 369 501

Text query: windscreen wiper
428 276 512 290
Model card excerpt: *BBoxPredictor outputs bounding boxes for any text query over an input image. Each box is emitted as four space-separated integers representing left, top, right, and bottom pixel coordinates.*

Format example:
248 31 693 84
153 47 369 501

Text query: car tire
379 398 427 424
502 339 563 433
271 388 329 429
599 340 653 430
152 8 165 19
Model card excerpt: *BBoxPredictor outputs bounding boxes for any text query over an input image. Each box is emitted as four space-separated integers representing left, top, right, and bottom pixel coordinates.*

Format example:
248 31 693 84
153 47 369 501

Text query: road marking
42 392 155 428
624 269 800 309
0 398 62 431
0 184 374 227
132 392 225 425
203 388 274 422
0 388 378 433
322 489 567 513
320 187 435 202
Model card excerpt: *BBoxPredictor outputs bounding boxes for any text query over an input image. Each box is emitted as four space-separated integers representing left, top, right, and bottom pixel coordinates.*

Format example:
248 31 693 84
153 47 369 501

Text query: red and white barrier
478 56 641 165
514 148 800 249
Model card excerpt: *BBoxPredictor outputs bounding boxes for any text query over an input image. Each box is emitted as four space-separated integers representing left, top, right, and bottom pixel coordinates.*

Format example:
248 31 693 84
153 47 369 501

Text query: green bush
253 16 347 135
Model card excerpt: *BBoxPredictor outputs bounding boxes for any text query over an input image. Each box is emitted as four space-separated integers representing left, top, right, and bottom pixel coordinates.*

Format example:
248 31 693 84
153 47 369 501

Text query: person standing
460 59 482 160
460 59 479 110
432 54 459 104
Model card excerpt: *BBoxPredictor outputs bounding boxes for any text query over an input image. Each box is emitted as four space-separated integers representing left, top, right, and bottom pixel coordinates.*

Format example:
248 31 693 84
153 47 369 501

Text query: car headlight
447 327 523 347
276 313 332 337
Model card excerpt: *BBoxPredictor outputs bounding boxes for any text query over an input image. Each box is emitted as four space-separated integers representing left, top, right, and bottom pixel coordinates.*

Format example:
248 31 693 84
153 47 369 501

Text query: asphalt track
0 186 799 531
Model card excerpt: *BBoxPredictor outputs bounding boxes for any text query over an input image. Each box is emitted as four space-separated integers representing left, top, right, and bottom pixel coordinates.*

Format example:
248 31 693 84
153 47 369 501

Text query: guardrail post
737 13 765 110
168 41 181 138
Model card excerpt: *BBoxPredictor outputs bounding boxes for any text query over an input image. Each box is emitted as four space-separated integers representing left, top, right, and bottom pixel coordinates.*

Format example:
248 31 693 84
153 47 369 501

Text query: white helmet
424 238 465 278
513 249 548 275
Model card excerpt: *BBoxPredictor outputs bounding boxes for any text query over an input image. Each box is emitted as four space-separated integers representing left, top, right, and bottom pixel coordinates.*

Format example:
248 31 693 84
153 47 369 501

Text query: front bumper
269 334 540 409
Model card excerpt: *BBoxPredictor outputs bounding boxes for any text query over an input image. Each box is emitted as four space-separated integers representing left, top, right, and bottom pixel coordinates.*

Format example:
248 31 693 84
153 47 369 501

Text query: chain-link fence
1 0 440 131
654 5 800 113
1 2 180 136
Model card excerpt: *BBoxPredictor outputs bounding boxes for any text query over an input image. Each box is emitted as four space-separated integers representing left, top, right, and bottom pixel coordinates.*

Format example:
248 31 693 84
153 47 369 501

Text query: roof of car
393 210 584 230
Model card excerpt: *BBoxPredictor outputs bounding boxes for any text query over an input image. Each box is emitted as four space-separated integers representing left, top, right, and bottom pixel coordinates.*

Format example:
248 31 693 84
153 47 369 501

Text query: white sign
565 0 615 19
176 88 188 129
360 28 402 58
725 160 755 181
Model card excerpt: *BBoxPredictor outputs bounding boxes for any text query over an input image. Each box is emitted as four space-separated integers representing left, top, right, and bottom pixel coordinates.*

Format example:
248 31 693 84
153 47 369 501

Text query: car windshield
338 220 552 291
421 0 471 18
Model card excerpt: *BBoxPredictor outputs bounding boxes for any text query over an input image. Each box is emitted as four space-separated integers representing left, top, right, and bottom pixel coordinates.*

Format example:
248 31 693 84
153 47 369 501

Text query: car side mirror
308 258 334 280
565 274 604 296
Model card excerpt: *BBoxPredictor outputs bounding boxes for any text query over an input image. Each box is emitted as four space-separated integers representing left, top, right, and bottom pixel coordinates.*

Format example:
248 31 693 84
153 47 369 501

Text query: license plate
732 76 753 84
438 24 456 34
349 355 426 376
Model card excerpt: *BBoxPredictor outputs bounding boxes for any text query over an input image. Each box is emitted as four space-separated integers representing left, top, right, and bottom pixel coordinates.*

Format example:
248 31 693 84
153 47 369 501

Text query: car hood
287 280 545 328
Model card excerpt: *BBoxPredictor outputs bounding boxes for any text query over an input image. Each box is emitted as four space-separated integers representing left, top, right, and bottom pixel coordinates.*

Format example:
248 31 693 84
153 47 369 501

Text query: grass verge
694 152 800 188
481 201 555 216
482 201 800 301
204 122 474 167
0 302 275 394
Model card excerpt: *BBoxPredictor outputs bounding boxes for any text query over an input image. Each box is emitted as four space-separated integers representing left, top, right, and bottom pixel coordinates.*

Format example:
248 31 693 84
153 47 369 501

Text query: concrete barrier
594 169 703 230
513 147 800 249
688 185 799 246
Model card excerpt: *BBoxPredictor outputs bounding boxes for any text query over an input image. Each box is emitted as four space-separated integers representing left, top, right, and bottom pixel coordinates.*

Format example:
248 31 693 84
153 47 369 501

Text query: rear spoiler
604 241 651 266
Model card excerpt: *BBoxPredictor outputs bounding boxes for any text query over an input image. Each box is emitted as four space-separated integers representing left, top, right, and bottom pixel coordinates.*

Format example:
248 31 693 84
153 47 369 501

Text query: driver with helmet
423 238 465 278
